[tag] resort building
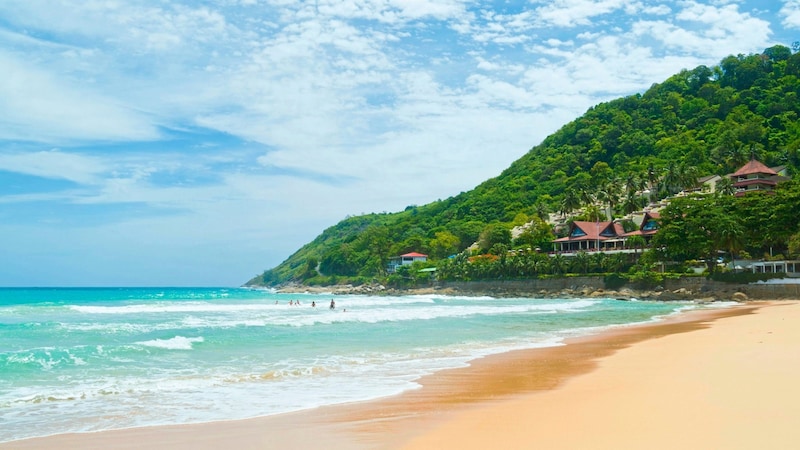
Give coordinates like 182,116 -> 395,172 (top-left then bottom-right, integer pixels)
688,175 -> 722,194
750,260 -> 800,277
730,158 -> 788,196
623,211 -> 660,244
387,252 -> 428,273
552,221 -> 626,254
551,211 -> 661,256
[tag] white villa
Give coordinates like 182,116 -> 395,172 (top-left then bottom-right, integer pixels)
387,252 -> 428,273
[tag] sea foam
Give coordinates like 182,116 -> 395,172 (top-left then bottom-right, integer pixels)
135,336 -> 204,350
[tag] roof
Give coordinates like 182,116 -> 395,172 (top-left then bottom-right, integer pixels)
697,174 -> 721,183
732,159 -> 777,177
554,221 -> 624,242
400,252 -> 427,258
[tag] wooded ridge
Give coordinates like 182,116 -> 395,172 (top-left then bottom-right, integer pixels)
247,44 -> 800,288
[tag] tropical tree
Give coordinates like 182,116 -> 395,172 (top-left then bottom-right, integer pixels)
715,217 -> 745,271
626,234 -> 647,263
572,251 -> 590,274
715,176 -> 736,196
788,231 -> 800,258
478,224 -> 512,253
551,253 -> 566,275
429,231 -> 460,259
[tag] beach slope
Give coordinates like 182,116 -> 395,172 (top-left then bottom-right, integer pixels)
400,301 -> 800,449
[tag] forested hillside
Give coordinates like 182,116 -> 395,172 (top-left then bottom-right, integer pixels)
248,44 -> 800,287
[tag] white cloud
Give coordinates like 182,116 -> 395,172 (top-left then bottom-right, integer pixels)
781,0 -> 800,28
0,0 -> 793,285
533,0 -> 631,28
0,150 -> 107,185
0,52 -> 160,143
632,1 -> 772,58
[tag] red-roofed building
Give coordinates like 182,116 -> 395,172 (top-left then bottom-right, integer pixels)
622,211 -> 660,243
730,158 -> 782,196
387,252 -> 428,273
552,221 -> 626,253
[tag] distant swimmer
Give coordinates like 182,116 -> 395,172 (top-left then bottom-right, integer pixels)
312,301 -> 316,307
289,300 -> 293,306
330,299 -> 335,310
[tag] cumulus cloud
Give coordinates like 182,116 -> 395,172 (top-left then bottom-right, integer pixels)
781,0 -> 800,28
533,0 -> 630,27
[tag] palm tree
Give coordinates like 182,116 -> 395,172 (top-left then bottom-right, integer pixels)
598,180 -> 621,220
622,192 -> 643,215
715,176 -> 735,196
551,254 -> 566,275
716,219 -> 745,271
678,164 -> 700,193
626,234 -> 647,264
534,257 -> 551,275
560,189 -> 581,217
573,251 -> 590,274
662,162 -> 682,195
624,173 -> 644,199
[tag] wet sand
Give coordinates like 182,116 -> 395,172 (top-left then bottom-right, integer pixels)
7,302 -> 797,449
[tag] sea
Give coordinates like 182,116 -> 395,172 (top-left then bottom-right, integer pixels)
0,287 -> 730,443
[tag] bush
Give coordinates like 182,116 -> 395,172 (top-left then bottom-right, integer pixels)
708,271 -> 783,284
627,270 -> 665,289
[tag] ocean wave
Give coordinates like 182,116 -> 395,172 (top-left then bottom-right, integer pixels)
135,336 -> 204,350
55,299 -> 603,331
69,302 -> 278,315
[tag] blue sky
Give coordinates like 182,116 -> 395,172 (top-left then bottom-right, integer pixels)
0,0 -> 797,287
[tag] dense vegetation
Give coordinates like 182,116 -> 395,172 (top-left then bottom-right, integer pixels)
248,44 -> 800,287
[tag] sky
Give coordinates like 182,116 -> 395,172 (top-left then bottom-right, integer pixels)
0,0 -> 797,287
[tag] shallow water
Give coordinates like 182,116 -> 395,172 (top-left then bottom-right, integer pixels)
0,287 -> 719,443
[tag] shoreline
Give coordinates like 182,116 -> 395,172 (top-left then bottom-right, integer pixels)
398,299 -> 800,449
2,301 -> 770,449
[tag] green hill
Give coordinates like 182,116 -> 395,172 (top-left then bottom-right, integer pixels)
247,44 -> 800,287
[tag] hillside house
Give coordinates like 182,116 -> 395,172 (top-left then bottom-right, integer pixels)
730,158 -> 790,196
623,211 -> 660,244
552,221 -> 626,254
387,252 -> 428,273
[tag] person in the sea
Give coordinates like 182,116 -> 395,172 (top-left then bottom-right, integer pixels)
330,299 -> 335,310
289,300 -> 293,306
311,301 -> 316,307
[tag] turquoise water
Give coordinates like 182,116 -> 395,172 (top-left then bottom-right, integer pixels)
0,287 -> 722,443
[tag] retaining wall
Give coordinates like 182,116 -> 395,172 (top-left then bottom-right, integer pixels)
435,277 -> 800,300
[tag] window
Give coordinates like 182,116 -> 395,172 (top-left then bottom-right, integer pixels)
571,228 -> 586,238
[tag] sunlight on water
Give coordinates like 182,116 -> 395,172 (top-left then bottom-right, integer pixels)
0,287 -> 708,443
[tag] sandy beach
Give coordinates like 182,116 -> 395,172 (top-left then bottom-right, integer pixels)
6,301 -> 799,449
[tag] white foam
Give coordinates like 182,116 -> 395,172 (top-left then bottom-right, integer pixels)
70,302 -> 278,315
135,336 -> 204,350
